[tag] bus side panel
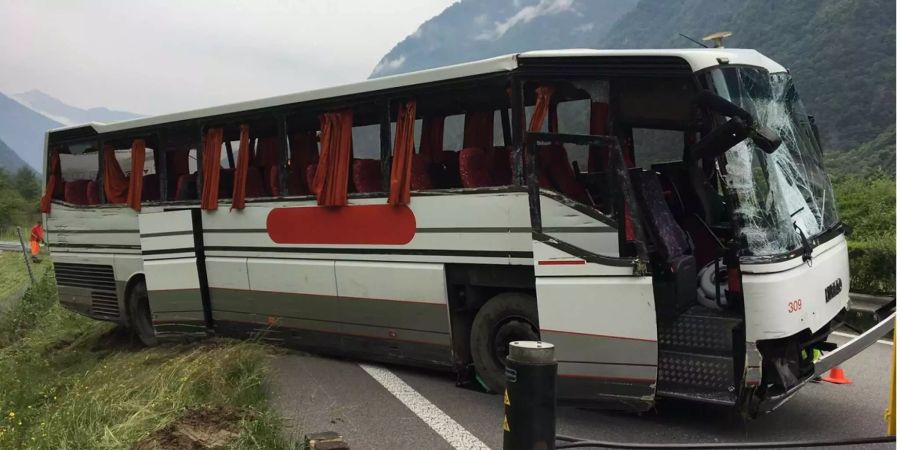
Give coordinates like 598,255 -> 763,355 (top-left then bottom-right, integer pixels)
47,205 -> 140,324
334,261 -> 452,365
138,210 -> 207,336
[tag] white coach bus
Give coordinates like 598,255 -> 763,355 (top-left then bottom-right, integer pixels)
41,49 -> 893,415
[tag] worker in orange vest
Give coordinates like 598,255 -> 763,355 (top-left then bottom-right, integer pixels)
30,221 -> 45,262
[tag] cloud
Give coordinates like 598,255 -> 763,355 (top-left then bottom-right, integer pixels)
0,0 -> 456,115
372,55 -> 407,76
477,0 -> 574,41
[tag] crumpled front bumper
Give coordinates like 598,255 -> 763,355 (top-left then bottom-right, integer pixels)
758,310 -> 895,413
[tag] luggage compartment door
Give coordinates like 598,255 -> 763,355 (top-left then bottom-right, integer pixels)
138,209 -> 209,338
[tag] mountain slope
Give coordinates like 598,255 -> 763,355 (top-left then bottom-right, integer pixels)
0,92 -> 62,171
370,0 -> 638,78
370,0 -> 894,155
0,138 -> 29,172
596,0 -> 895,151
13,89 -> 142,126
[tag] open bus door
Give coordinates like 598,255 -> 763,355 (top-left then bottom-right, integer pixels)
526,132 -> 659,411
138,209 -> 211,339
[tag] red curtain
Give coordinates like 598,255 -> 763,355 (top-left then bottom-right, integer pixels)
102,144 -> 129,204
39,150 -> 61,213
419,116 -> 444,162
389,100 -> 416,206
463,110 -> 493,149
312,110 -> 353,206
201,128 -> 224,210
231,124 -> 251,210
126,139 -> 145,211
528,86 -> 555,132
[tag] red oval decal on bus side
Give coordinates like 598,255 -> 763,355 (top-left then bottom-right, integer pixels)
266,204 -> 416,245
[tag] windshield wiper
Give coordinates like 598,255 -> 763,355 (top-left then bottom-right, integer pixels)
793,222 -> 813,265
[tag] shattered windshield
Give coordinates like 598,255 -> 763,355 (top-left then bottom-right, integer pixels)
707,67 -> 839,257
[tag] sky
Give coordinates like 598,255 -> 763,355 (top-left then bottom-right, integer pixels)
0,0 -> 457,116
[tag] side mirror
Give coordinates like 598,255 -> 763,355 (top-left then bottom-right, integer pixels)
690,91 -> 783,160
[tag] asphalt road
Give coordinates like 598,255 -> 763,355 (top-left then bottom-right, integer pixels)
0,241 -> 21,252
270,333 -> 894,449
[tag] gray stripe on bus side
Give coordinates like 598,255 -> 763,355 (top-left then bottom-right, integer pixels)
541,330 -> 657,367
208,288 -> 450,339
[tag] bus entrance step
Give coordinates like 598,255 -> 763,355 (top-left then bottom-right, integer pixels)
658,305 -> 742,356
657,351 -> 737,406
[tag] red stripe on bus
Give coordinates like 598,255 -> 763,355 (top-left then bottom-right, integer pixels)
267,204 -> 416,245
537,259 -> 586,265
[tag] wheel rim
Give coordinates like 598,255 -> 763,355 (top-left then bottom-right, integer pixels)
491,318 -> 539,369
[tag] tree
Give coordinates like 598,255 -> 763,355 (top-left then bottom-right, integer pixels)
12,167 -> 40,200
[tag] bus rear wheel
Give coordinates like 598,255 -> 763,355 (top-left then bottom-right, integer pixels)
127,279 -> 158,346
470,292 -> 539,393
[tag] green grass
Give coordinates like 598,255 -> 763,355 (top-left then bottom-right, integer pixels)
0,252 -> 50,304
0,274 -> 291,449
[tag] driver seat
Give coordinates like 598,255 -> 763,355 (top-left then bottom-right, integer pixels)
631,169 -> 697,319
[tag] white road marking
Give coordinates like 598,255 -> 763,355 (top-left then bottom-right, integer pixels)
831,331 -> 892,345
359,363 -> 490,450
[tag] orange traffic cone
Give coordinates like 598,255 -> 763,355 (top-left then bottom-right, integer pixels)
821,366 -> 852,384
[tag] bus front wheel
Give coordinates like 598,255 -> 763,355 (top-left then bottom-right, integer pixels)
127,279 -> 158,347
470,292 -> 539,393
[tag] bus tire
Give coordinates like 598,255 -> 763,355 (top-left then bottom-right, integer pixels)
127,279 -> 158,347
470,292 -> 539,393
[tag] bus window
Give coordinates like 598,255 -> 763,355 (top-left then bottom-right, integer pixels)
632,128 -> 683,169
351,124 -> 383,194
59,144 -> 99,205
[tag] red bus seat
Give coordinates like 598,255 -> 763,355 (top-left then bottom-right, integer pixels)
352,159 -> 382,193
86,180 -> 100,205
175,173 -> 198,201
459,147 -> 494,188
64,179 -> 90,205
411,154 -> 432,191
538,145 -> 589,204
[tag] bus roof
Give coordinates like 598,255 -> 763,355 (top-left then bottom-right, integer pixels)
50,48 -> 785,137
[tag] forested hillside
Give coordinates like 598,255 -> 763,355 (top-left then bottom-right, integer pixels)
0,138 -> 28,172
372,0 -> 895,158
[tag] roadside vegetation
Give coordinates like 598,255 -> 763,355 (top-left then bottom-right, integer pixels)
0,167 -> 41,241
832,174 -> 896,295
0,273 -> 290,449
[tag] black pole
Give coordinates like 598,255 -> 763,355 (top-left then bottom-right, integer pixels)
503,341 -> 557,450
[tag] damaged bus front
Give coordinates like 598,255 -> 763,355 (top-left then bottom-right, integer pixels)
697,65 -> 894,413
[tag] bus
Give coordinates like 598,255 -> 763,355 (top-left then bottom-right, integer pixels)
41,49 -> 894,416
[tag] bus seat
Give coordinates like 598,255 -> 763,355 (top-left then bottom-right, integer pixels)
353,159 -> 382,193
245,166 -> 266,198
86,180 -> 100,205
538,145 -> 589,204
459,147 -> 494,188
175,173 -> 198,201
64,179 -> 90,205
54,179 -> 66,199
411,154 -> 432,191
632,170 -> 696,317
492,146 -> 512,185
268,165 -> 309,197
142,174 -> 161,202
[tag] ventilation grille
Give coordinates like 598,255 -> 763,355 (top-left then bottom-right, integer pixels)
54,262 -> 119,318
